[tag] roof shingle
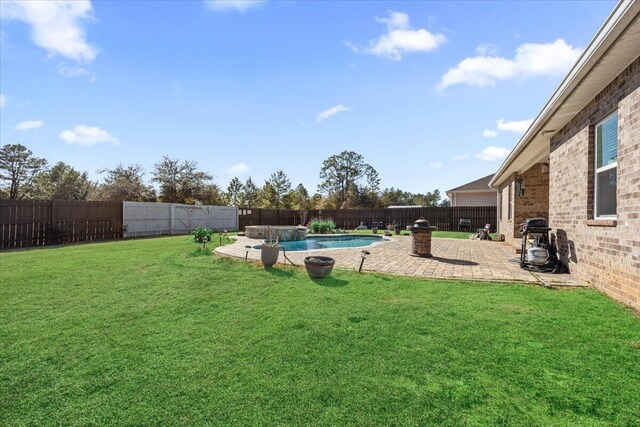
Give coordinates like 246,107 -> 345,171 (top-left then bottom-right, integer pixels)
447,174 -> 495,193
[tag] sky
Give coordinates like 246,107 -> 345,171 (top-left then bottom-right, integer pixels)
0,0 -> 617,196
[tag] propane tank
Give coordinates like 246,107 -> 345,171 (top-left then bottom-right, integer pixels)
527,247 -> 549,265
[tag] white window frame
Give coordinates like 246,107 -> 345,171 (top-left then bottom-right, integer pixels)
594,111 -> 618,219
507,183 -> 512,220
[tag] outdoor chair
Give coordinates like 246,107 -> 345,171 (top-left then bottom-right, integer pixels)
458,218 -> 472,231
473,224 -> 492,241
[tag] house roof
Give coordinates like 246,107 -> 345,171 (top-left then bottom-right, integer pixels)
490,0 -> 640,188
447,174 -> 496,195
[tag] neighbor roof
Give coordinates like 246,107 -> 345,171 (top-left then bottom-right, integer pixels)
447,174 -> 495,194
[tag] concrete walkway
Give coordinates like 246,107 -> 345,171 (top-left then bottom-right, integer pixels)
215,235 -> 586,287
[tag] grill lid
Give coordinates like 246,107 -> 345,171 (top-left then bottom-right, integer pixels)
522,218 -> 548,228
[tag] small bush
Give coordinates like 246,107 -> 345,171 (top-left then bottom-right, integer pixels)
310,218 -> 336,234
310,219 -> 322,234
46,226 -> 69,246
323,219 -> 336,233
191,227 -> 214,249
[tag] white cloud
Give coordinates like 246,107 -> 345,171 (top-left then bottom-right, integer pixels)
475,43 -> 497,55
59,125 -> 119,146
346,11 -> 446,61
438,39 -> 581,89
1,0 -> 97,63
316,105 -> 350,122
497,118 -> 533,134
429,161 -> 443,169
225,162 -> 251,174
57,64 -> 89,77
15,120 -> 43,131
453,153 -> 470,160
482,129 -> 498,138
475,146 -> 510,161
0,94 -> 6,108
205,0 -> 265,12
56,63 -> 94,80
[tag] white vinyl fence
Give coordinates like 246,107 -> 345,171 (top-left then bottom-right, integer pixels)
123,202 -> 238,238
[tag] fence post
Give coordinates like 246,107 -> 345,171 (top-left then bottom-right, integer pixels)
170,204 -> 175,235
235,207 -> 239,231
449,207 -> 454,231
49,200 -> 56,244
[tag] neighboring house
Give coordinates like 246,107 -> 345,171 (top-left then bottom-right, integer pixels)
489,0 -> 640,310
446,174 -> 497,207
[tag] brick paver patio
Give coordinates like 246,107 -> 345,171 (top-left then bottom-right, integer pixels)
216,235 -> 585,287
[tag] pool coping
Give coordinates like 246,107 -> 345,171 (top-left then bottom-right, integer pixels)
247,233 -> 392,252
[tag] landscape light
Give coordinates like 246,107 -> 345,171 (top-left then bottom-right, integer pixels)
245,245 -> 251,261
359,250 -> 371,273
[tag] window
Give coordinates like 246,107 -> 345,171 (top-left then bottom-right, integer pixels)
507,183 -> 512,220
595,112 -> 618,218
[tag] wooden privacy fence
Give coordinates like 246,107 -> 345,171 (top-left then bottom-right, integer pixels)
1,200 -> 123,249
239,206 -> 497,232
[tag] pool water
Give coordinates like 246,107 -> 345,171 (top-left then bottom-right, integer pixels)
253,235 -> 386,251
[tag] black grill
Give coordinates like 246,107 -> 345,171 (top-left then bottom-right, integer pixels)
520,217 -> 550,234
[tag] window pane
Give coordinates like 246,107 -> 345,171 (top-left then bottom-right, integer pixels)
596,168 -> 617,216
597,114 -> 618,168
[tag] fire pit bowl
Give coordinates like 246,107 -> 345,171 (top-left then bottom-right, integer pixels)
304,256 -> 336,278
410,217 -> 438,258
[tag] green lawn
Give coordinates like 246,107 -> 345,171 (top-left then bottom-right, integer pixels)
1,237 -> 638,426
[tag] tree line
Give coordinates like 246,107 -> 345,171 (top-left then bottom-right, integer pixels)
0,144 -> 448,208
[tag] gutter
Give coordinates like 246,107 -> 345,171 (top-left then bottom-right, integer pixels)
489,0 -> 637,189
447,189 -> 498,195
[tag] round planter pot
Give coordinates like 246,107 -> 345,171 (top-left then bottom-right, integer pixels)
372,227 -> 378,234
261,245 -> 280,267
304,256 -> 335,278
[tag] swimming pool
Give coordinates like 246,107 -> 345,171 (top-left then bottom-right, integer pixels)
253,235 -> 387,252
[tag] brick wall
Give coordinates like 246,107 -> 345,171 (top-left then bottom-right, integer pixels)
497,163 -> 550,246
549,57 -> 640,311
498,176 -> 515,245
513,163 -> 550,237
451,192 -> 497,207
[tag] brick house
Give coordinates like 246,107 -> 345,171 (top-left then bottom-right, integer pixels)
446,174 -> 497,207
490,1 -> 640,310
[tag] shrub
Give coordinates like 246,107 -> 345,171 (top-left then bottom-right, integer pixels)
46,226 -> 68,246
310,218 -> 336,234
323,219 -> 336,233
310,219 -> 322,234
191,227 -> 214,249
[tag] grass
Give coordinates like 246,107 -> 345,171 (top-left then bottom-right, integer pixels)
1,236 -> 639,426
